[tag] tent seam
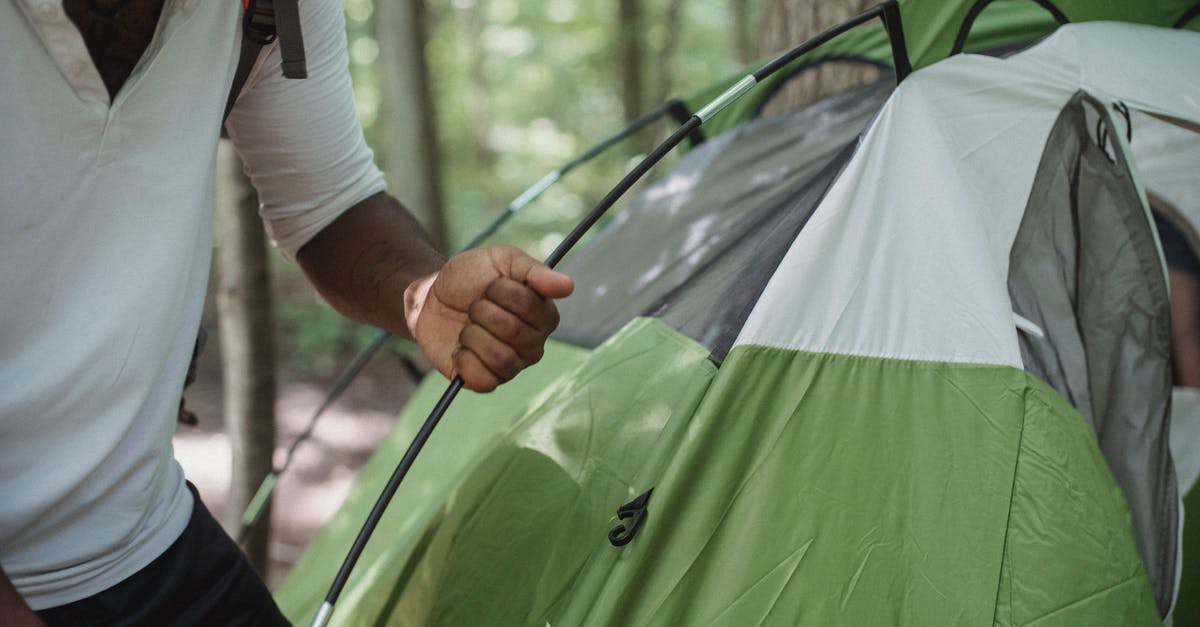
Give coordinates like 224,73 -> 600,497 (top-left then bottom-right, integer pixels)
991,384 -> 1028,626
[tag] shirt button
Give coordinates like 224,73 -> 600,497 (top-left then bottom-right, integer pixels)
36,2 -> 59,20
68,60 -> 88,77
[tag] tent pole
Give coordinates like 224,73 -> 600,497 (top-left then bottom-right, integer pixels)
311,4 -> 902,624
881,1 -> 912,81
235,98 -> 693,540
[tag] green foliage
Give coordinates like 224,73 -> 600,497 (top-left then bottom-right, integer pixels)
354,0 -> 751,256
274,0 -> 755,376
270,257 -> 381,378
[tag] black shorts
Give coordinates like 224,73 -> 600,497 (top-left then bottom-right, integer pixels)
36,482 -> 291,627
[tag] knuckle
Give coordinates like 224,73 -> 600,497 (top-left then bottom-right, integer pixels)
504,354 -> 524,378
522,345 -> 545,366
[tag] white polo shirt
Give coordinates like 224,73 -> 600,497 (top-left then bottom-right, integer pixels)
0,0 -> 385,609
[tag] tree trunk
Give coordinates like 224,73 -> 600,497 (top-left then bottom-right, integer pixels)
461,0 -> 496,168
617,0 -> 645,125
756,0 -> 880,115
731,0 -> 755,65
651,0 -> 686,108
215,140 -> 277,574
376,0 -> 449,250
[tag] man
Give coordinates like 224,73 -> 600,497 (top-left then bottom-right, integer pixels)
0,0 -> 573,624
1155,211 -> 1200,388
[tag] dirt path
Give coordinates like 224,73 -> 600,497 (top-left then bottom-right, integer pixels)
171,343 -> 418,589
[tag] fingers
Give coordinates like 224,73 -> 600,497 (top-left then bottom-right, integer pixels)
453,326 -> 529,394
482,278 -> 560,333
423,246 -> 573,392
454,277 -> 560,392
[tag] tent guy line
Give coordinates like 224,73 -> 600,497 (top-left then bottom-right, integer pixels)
308,3 -> 912,626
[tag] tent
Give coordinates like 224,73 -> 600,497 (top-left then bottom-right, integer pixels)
276,2 -> 1200,624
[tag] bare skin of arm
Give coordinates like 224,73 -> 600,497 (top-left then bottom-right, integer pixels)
297,192 -> 573,393
1,567 -> 44,627
8,198 -> 553,617
1169,267 -> 1200,388
58,1 -> 573,391
5,0 -> 565,618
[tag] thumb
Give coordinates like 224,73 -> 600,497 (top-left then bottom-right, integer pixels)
495,247 -> 574,299
525,264 -> 574,299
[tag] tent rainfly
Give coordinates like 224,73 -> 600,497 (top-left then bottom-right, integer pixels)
277,2 -> 1200,625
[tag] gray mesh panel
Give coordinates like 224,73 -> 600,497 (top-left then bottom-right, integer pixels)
555,80 -> 892,359
1008,92 -> 1176,616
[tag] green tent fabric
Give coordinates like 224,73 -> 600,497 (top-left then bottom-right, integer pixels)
556,347 -> 1153,625
273,338 -> 590,620
277,318 -> 719,623
899,0 -> 1197,70
692,0 -> 1199,138
276,3 -> 1200,625
694,2 -> 1058,137
279,319 -> 1156,625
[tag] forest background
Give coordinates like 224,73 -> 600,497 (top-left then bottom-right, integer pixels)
179,0 -> 869,586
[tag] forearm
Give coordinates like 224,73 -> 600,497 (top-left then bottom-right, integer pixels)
296,191 -> 447,340
0,566 -> 43,627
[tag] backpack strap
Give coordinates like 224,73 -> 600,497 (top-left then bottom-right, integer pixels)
272,0 -> 308,79
223,0 -> 307,126
224,35 -> 265,125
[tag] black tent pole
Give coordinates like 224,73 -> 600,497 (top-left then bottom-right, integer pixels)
310,4 -> 906,625
235,99 -> 697,542
310,116 -> 704,627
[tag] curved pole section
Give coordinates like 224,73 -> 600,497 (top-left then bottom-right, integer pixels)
312,4 -> 900,624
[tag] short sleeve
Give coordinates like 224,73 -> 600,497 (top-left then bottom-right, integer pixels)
224,0 -> 387,261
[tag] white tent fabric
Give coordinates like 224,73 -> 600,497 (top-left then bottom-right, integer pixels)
1134,110 -> 1200,242
734,22 -> 1200,364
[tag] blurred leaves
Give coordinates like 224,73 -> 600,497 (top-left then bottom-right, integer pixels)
351,0 -> 752,257
274,0 -> 757,375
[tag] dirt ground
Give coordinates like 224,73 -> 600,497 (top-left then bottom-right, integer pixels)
171,335 -> 420,590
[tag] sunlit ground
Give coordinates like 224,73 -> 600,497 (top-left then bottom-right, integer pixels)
172,347 -> 415,588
